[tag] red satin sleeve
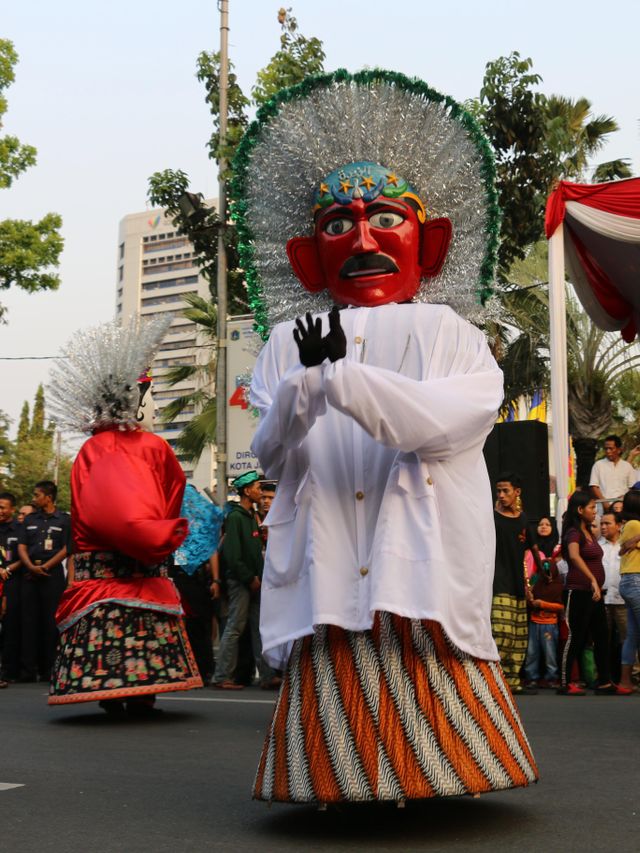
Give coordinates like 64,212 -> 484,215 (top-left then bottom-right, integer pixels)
71,429 -> 188,563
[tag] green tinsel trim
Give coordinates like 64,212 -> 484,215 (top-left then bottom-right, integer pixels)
230,68 -> 501,339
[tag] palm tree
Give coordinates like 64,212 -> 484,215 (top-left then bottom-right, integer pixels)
592,159 -> 633,182
496,257 -> 640,485
158,293 -> 217,463
545,95 -> 631,182
563,295 -> 640,485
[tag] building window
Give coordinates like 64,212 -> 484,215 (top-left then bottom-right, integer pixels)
153,387 -> 196,401
119,242 -> 125,259
158,338 -> 197,352
146,309 -> 191,322
143,237 -> 189,254
166,321 -> 197,335
159,421 -> 190,432
141,275 -> 199,292
140,291 -> 198,308
153,355 -> 195,367
119,266 -> 123,281
142,260 -> 194,277
158,405 -> 195,417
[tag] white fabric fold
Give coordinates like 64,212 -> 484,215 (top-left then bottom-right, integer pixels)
565,201 -> 640,243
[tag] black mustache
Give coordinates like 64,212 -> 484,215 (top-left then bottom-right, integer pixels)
339,253 -> 399,278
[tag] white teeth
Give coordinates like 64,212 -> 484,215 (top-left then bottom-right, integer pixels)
347,269 -> 388,277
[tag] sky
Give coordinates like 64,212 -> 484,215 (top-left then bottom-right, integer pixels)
2,0 -> 639,438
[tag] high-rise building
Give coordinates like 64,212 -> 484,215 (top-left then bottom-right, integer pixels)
116,203 -> 217,491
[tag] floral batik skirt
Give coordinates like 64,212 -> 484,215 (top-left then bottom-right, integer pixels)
48,551 -> 202,705
254,613 -> 538,804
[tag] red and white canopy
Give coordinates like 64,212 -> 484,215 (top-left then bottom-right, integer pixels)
545,177 -> 640,517
545,178 -> 640,341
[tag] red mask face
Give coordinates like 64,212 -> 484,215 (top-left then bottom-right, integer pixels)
287,198 -> 451,307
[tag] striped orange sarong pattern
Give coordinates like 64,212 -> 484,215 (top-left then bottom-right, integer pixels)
254,613 -> 538,803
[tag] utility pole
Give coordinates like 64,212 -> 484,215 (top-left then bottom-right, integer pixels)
53,430 -> 62,485
216,0 -> 229,503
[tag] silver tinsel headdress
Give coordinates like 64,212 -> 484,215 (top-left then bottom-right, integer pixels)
47,316 -> 171,434
231,69 -> 501,339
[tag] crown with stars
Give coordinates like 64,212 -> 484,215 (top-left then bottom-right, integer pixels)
312,161 -> 426,223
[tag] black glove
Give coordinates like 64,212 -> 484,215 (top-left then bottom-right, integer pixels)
293,312 -> 325,367
323,305 -> 347,363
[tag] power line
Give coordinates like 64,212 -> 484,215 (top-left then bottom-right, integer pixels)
0,343 -> 217,361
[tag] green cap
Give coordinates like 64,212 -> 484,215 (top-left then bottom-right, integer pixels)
231,470 -> 260,491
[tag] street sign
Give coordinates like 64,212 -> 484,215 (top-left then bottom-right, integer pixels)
226,316 -> 262,478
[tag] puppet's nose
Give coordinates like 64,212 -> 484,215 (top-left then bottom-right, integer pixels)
352,219 -> 380,253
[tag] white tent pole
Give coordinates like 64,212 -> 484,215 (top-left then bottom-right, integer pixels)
549,224 -> 569,524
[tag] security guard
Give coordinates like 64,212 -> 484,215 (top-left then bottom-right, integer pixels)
0,491 -> 23,685
17,480 -> 70,682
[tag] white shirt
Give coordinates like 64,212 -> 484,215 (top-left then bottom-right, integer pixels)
250,304 -> 503,669
599,537 -> 624,605
589,457 -> 637,502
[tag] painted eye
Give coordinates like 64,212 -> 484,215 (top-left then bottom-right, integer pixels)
369,211 -> 404,229
324,218 -> 354,235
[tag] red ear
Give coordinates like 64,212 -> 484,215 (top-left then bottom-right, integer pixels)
420,217 -> 452,278
286,236 -> 325,293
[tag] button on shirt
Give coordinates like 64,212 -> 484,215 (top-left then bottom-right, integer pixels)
589,457 -> 637,502
18,509 -> 71,563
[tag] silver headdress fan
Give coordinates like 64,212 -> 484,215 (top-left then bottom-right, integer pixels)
231,68 -> 502,340
47,315 -> 171,434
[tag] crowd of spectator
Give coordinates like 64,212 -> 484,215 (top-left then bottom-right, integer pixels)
5,433 -> 640,700
0,481 -> 70,687
492,434 -> 640,696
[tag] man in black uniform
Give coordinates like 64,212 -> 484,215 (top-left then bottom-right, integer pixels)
0,492 -> 23,687
17,480 -> 70,682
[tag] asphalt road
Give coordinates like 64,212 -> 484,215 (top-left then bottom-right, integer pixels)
2,684 -> 640,852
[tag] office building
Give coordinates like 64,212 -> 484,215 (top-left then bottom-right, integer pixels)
116,203 -> 217,491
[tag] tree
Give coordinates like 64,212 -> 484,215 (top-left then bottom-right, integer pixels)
4,386 -> 72,510
611,369 -> 640,450
497,271 -> 640,485
30,383 -> 50,438
16,400 -> 29,444
158,293 -> 218,463
252,7 -> 325,106
148,7 -> 325,313
0,408 -> 12,476
592,159 -> 633,183
0,39 -> 64,322
148,6 -> 325,462
475,53 -> 555,276
475,52 -> 631,278
545,94 -> 632,182
477,52 -> 636,483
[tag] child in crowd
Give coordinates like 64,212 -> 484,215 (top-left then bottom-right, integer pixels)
523,558 -> 564,689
